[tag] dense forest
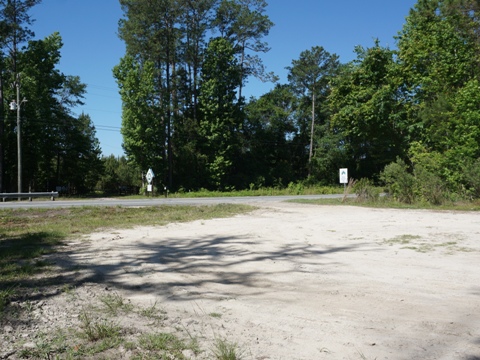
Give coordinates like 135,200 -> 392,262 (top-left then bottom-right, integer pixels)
1,0 -> 480,201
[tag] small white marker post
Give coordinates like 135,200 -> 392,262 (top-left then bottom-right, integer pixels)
339,168 -> 348,191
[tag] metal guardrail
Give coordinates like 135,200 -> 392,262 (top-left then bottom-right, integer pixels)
1,192 -> 59,202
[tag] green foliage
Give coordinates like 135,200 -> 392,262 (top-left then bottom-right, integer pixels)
79,311 -> 122,342
214,0 -> 275,95
113,56 -> 165,177
139,333 -> 186,353
287,46 -> 340,176
212,338 -> 244,360
397,0 -> 480,101
329,42 -> 408,178
243,84 -> 297,186
0,16 -> 101,194
198,37 -> 243,190
381,158 -> 416,204
100,293 -> 133,316
408,142 -> 447,204
353,178 -> 380,202
98,155 -> 141,194
464,158 -> 480,198
390,0 -> 480,197
381,146 -> 450,205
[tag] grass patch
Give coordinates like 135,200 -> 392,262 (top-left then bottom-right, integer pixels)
384,235 -> 469,253
138,301 -> 167,321
161,185 -> 342,198
138,332 -> 190,358
289,196 -> 480,211
212,338 -> 244,360
79,310 -> 122,342
385,234 -> 422,245
100,292 -> 134,315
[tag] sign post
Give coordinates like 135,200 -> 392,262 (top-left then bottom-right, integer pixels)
146,168 -> 154,194
339,168 -> 348,191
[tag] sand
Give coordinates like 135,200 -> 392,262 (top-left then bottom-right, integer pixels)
50,201 -> 478,359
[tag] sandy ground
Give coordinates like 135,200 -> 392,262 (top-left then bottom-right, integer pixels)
55,202 -> 480,359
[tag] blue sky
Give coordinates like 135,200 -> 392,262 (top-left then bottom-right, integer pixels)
30,0 -> 418,157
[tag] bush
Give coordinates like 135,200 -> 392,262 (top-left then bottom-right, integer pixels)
464,158 -> 480,199
354,178 -> 380,202
381,158 -> 416,204
414,165 -> 445,205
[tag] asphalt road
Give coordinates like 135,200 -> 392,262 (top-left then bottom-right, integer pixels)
0,194 -> 346,209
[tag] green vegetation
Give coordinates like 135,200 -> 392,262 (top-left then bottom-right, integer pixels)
3,0 -> 480,201
212,338 -> 245,360
15,293 -> 202,359
290,194 -> 480,211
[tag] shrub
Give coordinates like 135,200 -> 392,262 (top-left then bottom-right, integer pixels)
464,158 -> 480,199
414,165 -> 445,205
354,178 -> 380,202
381,158 -> 416,204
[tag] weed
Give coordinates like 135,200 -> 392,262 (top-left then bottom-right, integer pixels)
138,301 -> 166,321
24,300 -> 34,313
18,331 -> 69,359
79,310 -> 122,342
212,338 -> 244,360
209,312 -> 222,318
139,332 -> 188,358
62,284 -> 76,294
100,292 -> 133,315
0,286 -> 16,315
342,178 -> 357,203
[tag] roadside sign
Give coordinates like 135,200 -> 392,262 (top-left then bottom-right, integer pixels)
146,168 -> 154,184
339,168 -> 348,184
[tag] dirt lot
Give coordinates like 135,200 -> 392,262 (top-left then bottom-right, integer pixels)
3,201 -> 480,359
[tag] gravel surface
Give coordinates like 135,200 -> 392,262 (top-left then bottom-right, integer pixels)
1,202 -> 480,359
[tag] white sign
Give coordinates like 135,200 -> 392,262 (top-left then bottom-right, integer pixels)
146,168 -> 154,184
339,168 -> 348,184
147,184 -> 153,192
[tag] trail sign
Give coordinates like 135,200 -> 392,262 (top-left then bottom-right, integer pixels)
146,168 -> 154,184
339,168 -> 348,184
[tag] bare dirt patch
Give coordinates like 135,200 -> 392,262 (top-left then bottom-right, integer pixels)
2,202 -> 480,359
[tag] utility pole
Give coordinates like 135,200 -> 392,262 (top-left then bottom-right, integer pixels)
10,74 -> 27,199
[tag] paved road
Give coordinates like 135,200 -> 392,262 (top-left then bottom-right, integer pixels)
0,194 -> 346,209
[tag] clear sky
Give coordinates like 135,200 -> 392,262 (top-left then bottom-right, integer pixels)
29,0 -> 418,157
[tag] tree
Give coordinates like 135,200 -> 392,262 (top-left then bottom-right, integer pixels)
182,0 -> 216,122
113,56 -> 164,177
214,0 -> 275,99
329,42 -> 408,179
116,0 -> 277,190
243,84 -> 297,186
395,0 -> 480,190
286,46 -> 339,176
0,0 -> 41,192
54,113 -> 102,194
118,0 -> 185,189
397,0 -> 480,103
198,37 -> 243,189
99,155 -> 141,194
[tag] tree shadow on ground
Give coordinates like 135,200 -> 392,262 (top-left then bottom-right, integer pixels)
58,232 -> 367,301
0,228 -> 370,329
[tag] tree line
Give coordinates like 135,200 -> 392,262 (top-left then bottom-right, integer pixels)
0,0 -> 102,194
1,0 -> 480,200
